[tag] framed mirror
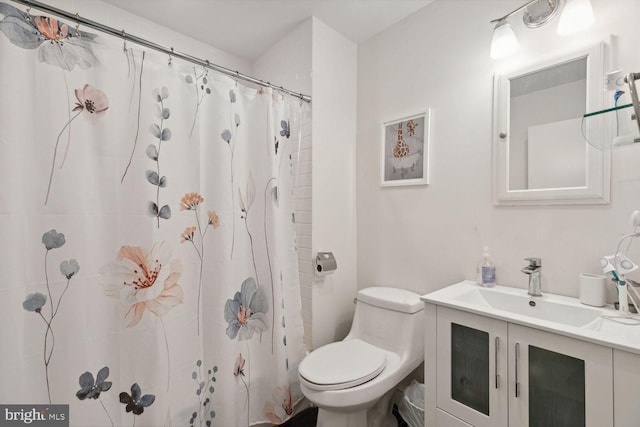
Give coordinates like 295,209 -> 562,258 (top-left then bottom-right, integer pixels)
492,43 -> 610,205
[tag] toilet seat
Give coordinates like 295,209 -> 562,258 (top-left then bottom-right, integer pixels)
298,339 -> 387,391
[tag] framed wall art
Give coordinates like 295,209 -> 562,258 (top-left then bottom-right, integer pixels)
380,109 -> 431,187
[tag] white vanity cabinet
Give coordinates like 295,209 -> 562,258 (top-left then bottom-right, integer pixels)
613,349 -> 640,427
507,324 -> 612,427
427,304 -> 614,427
435,306 -> 508,427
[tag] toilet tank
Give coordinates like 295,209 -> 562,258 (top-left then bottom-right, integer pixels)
346,287 -> 424,359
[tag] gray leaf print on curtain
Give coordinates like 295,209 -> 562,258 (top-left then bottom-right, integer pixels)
185,68 -> 211,138
148,87 -> 172,227
189,360 -> 218,426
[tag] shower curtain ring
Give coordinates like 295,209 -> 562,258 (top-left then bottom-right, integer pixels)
75,13 -> 81,38
168,47 -> 174,66
25,6 -> 31,22
122,30 -> 127,52
235,71 -> 240,87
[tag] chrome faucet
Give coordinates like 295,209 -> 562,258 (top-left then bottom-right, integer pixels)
521,258 -> 542,297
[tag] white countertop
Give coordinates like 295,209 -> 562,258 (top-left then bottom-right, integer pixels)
421,280 -> 640,355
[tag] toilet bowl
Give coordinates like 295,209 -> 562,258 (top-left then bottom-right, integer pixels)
298,287 -> 424,427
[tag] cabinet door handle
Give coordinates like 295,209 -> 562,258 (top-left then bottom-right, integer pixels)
514,342 -> 520,398
495,337 -> 500,389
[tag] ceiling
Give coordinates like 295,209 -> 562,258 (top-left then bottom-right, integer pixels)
99,0 -> 435,61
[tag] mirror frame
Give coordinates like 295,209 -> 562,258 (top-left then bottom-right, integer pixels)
492,43 -> 611,206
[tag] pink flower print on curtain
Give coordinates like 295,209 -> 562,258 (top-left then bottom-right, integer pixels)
233,353 -> 249,423
179,192 -> 204,211
100,242 -> 183,328
45,84 -> 109,205
74,84 -> 109,114
0,2 -> 99,71
263,386 -> 294,424
179,192 -> 221,336
100,242 -> 183,393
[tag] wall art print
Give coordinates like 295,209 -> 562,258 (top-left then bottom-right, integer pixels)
381,109 -> 431,187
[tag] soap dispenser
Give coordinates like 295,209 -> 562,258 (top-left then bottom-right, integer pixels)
477,246 -> 496,287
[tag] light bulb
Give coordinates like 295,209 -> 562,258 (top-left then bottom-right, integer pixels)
557,0 -> 594,35
490,20 -> 519,59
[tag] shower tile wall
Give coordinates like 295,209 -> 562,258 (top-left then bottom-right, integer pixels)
294,114 -> 313,350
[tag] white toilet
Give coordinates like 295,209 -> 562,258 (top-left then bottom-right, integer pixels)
298,287 -> 425,427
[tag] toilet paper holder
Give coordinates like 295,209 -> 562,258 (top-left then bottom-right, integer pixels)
315,252 -> 337,276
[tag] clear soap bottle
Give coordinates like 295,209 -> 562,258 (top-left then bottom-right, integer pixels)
477,246 -> 496,287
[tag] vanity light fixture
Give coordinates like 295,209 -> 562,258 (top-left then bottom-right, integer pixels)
490,19 -> 519,60
557,0 -> 595,35
489,0 -> 595,59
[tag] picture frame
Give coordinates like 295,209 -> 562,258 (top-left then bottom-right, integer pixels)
380,109 -> 430,187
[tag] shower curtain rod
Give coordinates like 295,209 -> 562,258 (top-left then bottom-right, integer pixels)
9,0 -> 312,103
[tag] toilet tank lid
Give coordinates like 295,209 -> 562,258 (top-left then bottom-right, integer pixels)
357,287 -> 424,314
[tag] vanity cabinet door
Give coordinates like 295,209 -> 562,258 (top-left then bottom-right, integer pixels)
435,306 -> 508,427
613,349 -> 640,427
508,324 -> 613,427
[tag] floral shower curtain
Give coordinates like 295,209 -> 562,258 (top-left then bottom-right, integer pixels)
0,3 -> 308,426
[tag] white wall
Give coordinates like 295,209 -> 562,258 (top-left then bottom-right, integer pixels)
357,0 -> 640,299
311,18 -> 358,349
253,19 -> 313,96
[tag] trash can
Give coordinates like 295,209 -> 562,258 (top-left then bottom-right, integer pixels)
398,380 -> 425,427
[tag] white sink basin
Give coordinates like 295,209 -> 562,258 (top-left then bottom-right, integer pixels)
430,286 -> 602,327
453,287 -> 603,327
422,281 -> 640,356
